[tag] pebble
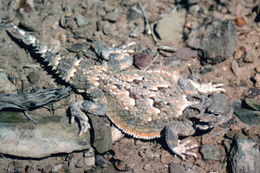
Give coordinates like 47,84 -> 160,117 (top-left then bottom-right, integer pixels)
51,164 -> 64,173
75,14 -> 90,27
228,138 -> 260,173
169,163 -> 185,173
0,72 -> 16,94
143,163 -> 152,171
233,100 -> 260,126
111,126 -> 124,142
243,88 -> 260,111
67,43 -> 86,53
129,24 -> 143,38
155,10 -> 186,43
133,52 -> 152,69
231,60 -> 240,76
102,21 -> 115,35
235,16 -> 246,27
83,156 -> 95,168
27,70 -> 43,85
188,18 -> 237,64
187,0 -> 198,5
127,7 -> 142,21
200,144 -> 224,161
103,9 -> 121,22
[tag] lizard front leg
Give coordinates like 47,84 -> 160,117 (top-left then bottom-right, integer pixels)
178,77 -> 225,94
70,88 -> 107,136
165,121 -> 198,160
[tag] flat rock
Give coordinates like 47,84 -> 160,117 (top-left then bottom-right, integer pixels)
233,101 -> 260,126
200,144 -> 225,161
75,14 -> 90,27
89,114 -> 112,153
156,10 -> 186,43
0,112 -> 91,158
228,138 -> 260,173
0,72 -> 16,94
188,17 -> 237,64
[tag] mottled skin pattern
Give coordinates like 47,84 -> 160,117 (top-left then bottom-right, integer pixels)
7,24 -> 233,159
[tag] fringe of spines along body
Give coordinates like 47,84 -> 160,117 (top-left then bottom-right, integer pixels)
8,24 -> 83,83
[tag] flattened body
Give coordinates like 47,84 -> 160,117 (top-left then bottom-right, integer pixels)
94,69 -> 192,139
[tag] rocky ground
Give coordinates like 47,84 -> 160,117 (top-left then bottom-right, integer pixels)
0,0 -> 259,172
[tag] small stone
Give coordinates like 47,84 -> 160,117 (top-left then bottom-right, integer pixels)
67,43 -> 86,53
90,115 -> 112,153
156,10 -> 186,43
27,70 -> 42,84
169,163 -> 185,173
129,24 -> 143,38
143,163 -> 152,171
228,139 -> 260,173
51,164 -> 64,173
83,154 -> 95,167
231,60 -> 240,76
243,88 -> 260,111
233,101 -> 260,126
133,53 -> 152,69
58,33 -> 67,43
0,72 -> 16,94
187,0 -> 198,5
188,18 -> 237,64
243,53 -> 255,63
95,154 -> 108,168
75,14 -> 89,27
102,22 -> 115,35
111,126 -> 124,142
200,144 -> 224,161
235,16 -> 246,27
127,7 -> 142,21
103,9 -> 121,22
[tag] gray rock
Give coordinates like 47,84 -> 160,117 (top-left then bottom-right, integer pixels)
103,9 -> 121,22
0,72 -> 16,94
27,70 -> 43,85
243,88 -> 260,111
200,144 -> 224,161
75,14 -> 90,27
187,0 -> 198,5
169,163 -> 185,173
0,113 -> 91,158
155,10 -> 186,43
89,115 -> 112,153
228,139 -> 260,173
127,7 -> 142,21
67,43 -> 87,53
188,17 -> 237,64
102,22 -> 115,35
233,101 -> 260,126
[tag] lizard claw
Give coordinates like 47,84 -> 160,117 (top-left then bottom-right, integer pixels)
170,139 -> 199,160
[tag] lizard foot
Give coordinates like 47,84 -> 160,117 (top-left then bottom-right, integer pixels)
70,101 -> 91,136
170,139 -> 199,160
